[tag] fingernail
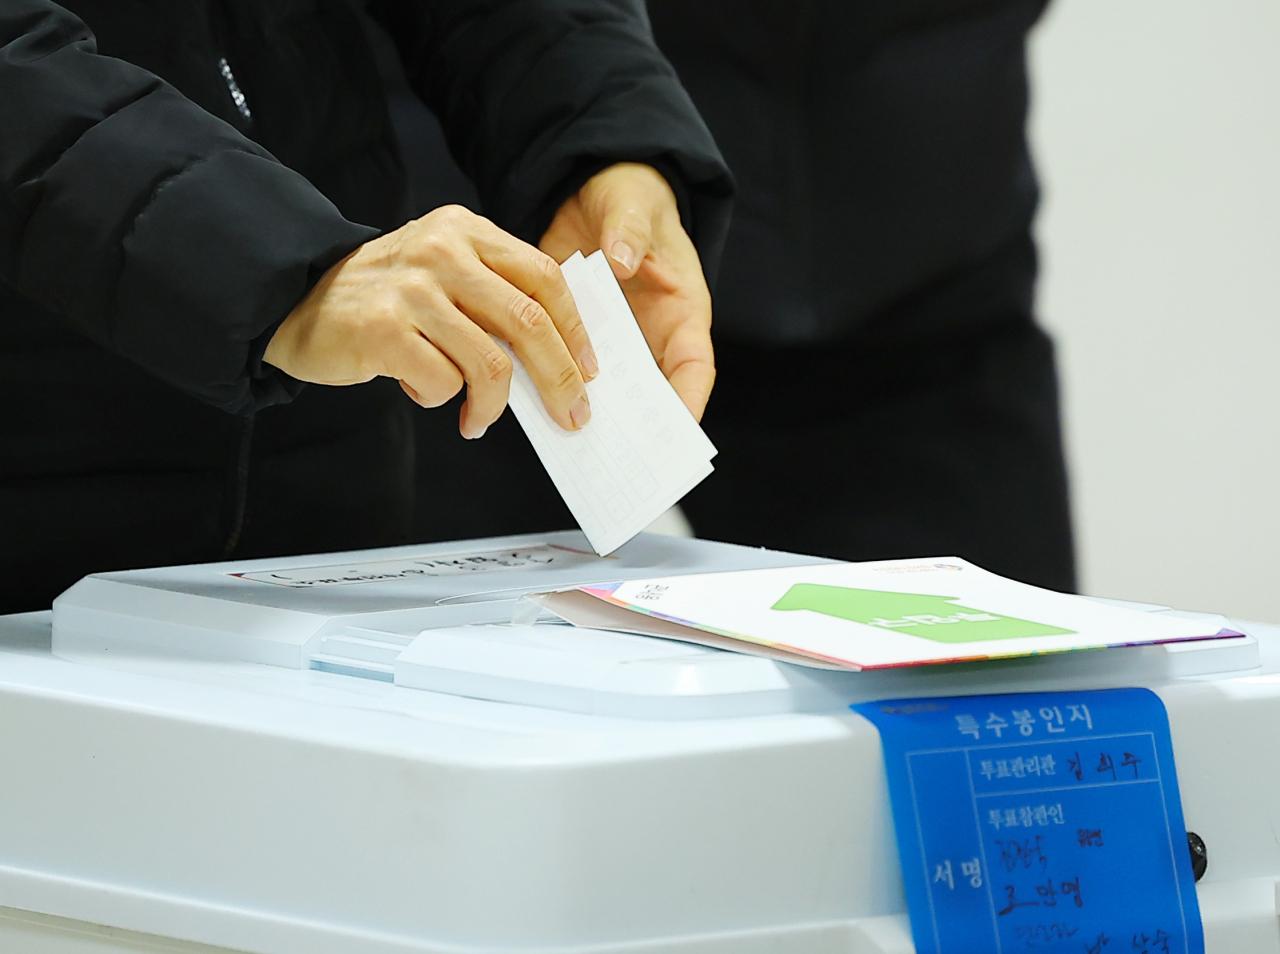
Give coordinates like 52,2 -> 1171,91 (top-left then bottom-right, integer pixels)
580,345 -> 599,380
466,424 -> 488,440
609,241 -> 639,273
570,395 -> 591,429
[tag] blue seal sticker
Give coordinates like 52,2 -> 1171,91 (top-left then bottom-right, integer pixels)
853,688 -> 1203,954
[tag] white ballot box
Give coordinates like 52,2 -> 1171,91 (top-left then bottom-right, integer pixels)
1,532 -> 1279,953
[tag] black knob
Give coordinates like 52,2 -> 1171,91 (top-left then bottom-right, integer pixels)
1187,831 -> 1208,882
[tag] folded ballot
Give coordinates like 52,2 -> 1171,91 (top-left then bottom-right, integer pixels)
502,251 -> 716,555
530,557 -> 1237,670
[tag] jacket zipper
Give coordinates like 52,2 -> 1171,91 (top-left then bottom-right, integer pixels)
212,0 -> 253,129
217,56 -> 253,124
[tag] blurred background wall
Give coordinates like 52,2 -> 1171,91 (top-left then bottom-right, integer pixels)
1029,0 -> 1280,620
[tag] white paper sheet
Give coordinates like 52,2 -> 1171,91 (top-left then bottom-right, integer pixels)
502,251 -> 716,555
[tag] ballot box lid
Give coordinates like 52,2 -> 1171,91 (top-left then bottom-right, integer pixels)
49,531 -> 1262,719
50,531 -> 830,672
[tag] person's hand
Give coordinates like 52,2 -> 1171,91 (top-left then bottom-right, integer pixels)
540,162 -> 714,420
264,205 -> 598,439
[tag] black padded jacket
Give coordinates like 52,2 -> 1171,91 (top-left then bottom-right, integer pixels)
0,0 -> 730,610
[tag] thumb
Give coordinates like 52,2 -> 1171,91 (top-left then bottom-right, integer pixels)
599,196 -> 654,282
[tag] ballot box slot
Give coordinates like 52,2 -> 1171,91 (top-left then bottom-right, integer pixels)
309,654 -> 395,682
309,627 -> 416,683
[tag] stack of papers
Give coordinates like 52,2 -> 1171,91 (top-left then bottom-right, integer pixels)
503,250 -> 716,555
530,558 -> 1238,670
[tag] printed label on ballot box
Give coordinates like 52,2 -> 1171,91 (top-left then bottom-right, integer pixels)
853,688 -> 1203,954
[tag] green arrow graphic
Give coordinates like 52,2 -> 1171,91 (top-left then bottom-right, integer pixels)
771,584 -> 1074,643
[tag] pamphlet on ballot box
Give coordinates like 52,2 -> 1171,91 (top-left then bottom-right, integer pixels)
529,557 -> 1235,670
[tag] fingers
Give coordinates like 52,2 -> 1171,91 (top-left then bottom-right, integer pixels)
407,294 -> 515,439
439,254 -> 591,432
380,331 -> 465,410
659,322 -> 716,421
272,205 -> 610,437
591,163 -> 673,282
468,216 -> 598,383
667,361 -> 715,422
599,193 -> 655,283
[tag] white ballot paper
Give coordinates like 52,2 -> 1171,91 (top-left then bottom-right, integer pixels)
502,251 -> 716,555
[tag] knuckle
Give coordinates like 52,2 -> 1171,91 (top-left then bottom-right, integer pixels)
400,276 -> 440,309
434,204 -> 472,226
477,347 -> 511,387
508,296 -> 549,337
415,231 -> 455,263
418,369 -> 464,409
423,204 -> 475,236
415,389 -> 451,410
531,252 -> 561,287
551,361 -> 579,396
350,308 -> 397,351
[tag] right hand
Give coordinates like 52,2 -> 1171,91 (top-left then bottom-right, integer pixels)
263,205 -> 598,439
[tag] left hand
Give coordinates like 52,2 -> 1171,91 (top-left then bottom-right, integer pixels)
540,162 -> 715,420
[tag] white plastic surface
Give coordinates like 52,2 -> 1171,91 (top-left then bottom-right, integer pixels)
393,622 -> 808,719
50,531 -> 828,670
1,607 -> 1279,952
3,537 -> 1278,953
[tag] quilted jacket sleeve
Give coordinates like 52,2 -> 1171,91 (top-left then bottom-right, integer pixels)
366,0 -> 733,281
0,1 -> 377,413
